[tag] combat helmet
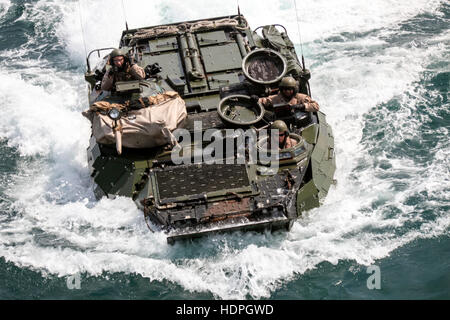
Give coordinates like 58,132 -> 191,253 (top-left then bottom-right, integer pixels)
110,48 -> 122,58
279,76 -> 297,92
271,120 -> 290,136
109,48 -> 130,64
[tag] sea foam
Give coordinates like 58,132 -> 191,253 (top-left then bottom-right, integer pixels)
0,0 -> 448,299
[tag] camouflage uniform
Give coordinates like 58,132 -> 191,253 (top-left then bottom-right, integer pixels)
101,63 -> 146,91
259,92 -> 320,112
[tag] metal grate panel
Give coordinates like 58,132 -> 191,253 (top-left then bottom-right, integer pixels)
156,164 -> 250,200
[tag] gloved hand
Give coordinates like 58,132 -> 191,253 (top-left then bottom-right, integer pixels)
250,94 -> 259,102
104,64 -> 112,74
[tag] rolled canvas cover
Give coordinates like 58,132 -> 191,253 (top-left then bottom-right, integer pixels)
84,91 -> 187,149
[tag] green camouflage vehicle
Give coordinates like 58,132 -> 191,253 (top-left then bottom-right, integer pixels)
83,13 -> 336,244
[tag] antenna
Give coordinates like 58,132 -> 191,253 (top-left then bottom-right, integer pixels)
121,0 -> 129,31
78,0 -> 89,72
293,0 -> 305,70
237,3 -> 242,25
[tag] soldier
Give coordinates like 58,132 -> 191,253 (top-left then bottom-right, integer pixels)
270,120 -> 297,150
256,76 -> 319,112
101,48 -> 146,91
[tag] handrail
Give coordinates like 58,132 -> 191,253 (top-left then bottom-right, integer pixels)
86,47 -> 115,73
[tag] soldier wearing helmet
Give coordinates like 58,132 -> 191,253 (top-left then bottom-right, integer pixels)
270,120 -> 298,150
101,48 -> 146,91
258,76 -> 319,112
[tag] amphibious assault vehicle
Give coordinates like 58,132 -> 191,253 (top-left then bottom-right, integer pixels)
83,13 -> 336,244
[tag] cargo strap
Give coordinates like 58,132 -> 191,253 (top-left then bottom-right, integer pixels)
130,17 -> 248,43
89,91 -> 180,114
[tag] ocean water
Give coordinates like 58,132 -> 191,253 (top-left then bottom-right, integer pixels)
0,0 -> 448,300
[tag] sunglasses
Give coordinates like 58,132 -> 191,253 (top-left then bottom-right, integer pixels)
278,133 -> 286,137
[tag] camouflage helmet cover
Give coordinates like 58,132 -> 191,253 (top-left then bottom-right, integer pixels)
110,48 -> 124,59
110,48 -> 131,61
109,48 -> 130,65
271,120 -> 289,134
279,76 -> 297,89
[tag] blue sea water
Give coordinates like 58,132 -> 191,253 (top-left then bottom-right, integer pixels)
0,0 -> 448,300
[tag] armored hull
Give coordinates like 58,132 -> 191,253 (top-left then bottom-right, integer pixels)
83,14 -> 336,244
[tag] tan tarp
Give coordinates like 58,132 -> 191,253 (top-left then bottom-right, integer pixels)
82,91 -> 187,152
